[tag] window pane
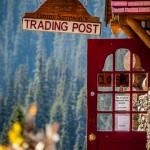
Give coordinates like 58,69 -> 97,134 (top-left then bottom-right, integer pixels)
116,49 -> 129,71
132,54 -> 144,71
115,114 -> 130,131
102,54 -> 113,71
115,73 -> 130,91
97,94 -> 112,111
97,114 -> 112,131
132,93 -> 148,111
132,114 -> 147,131
133,73 -> 148,91
115,94 -> 130,111
97,72 -> 113,91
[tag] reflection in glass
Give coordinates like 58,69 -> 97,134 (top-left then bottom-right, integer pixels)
132,114 -> 147,131
132,73 -> 148,91
115,114 -> 130,131
97,94 -> 112,111
116,49 -> 129,71
132,54 -> 144,71
132,93 -> 148,111
102,54 -> 113,71
97,114 -> 112,131
115,73 -> 130,92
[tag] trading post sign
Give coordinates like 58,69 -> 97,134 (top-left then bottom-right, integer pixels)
22,18 -> 100,35
22,0 -> 101,35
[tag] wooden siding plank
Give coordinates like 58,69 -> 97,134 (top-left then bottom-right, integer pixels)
125,7 -> 139,12
139,7 -> 150,12
111,0 -> 150,13
111,1 -> 127,6
143,1 -> 150,6
111,0 -> 150,7
112,7 -> 125,13
112,6 -> 150,13
128,1 -> 145,6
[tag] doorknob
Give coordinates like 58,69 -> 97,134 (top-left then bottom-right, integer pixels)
89,133 -> 96,142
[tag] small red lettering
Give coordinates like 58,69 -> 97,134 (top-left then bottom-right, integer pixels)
72,23 -> 78,32
93,24 -> 99,34
30,20 -> 37,29
61,22 -> 68,31
37,21 -> 44,30
45,21 -> 51,30
86,24 -> 92,33
55,22 -> 61,31
78,23 -> 86,32
24,19 -> 30,29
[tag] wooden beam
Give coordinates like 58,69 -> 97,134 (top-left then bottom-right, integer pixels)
127,17 -> 150,48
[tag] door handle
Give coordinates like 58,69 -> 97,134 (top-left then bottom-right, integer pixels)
89,133 -> 96,142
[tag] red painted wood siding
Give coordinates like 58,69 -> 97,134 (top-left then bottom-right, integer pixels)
111,0 -> 150,14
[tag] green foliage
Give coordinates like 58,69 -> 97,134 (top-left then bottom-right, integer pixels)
8,104 -> 25,126
74,85 -> 86,150
25,83 -> 34,111
0,104 -> 25,144
34,48 -> 51,129
14,65 -> 29,105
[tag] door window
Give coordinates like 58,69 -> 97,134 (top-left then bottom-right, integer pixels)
97,49 -> 148,132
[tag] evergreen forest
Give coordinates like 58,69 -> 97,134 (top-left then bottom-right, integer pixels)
0,0 -> 125,149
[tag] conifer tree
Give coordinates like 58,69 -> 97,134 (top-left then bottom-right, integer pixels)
0,104 -> 25,144
14,65 -> 29,105
45,56 -> 57,111
50,98 -> 63,149
0,86 -> 5,132
59,93 -> 76,150
34,48 -> 50,129
25,83 -> 34,111
4,72 -> 15,125
74,85 -> 86,150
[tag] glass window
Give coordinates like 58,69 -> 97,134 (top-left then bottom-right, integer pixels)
97,72 -> 113,91
97,94 -> 112,111
97,114 -> 112,131
132,114 -> 147,131
115,114 -> 130,131
116,49 -> 129,71
132,54 -> 144,71
115,73 -> 130,91
132,93 -> 148,111
102,54 -> 113,71
115,94 -> 130,111
132,73 -> 148,91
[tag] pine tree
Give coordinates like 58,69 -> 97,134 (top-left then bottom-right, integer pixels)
0,86 -> 5,132
4,72 -> 15,125
14,65 -> 29,105
25,82 -> 34,111
74,85 -> 86,150
58,93 -> 76,150
0,104 -> 25,144
50,98 -> 63,149
45,56 -> 57,112
34,48 -> 50,129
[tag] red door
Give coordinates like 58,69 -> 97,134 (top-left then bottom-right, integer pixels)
87,39 -> 150,150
